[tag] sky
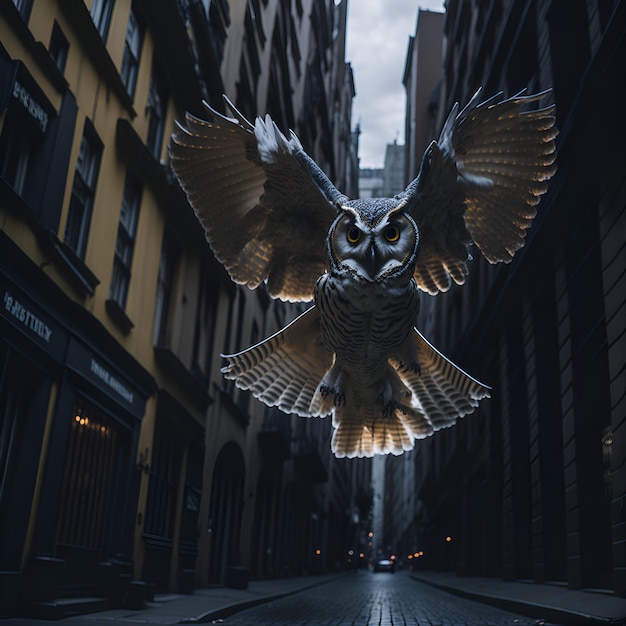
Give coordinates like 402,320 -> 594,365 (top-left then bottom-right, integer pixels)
345,0 -> 445,169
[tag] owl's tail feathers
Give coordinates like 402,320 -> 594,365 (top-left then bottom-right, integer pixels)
394,329 -> 491,432
221,306 -> 333,417
331,404 -> 432,459
331,409 -> 409,458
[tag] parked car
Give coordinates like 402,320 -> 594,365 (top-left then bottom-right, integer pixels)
374,558 -> 395,573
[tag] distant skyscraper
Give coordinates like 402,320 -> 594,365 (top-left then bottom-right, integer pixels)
382,141 -> 405,196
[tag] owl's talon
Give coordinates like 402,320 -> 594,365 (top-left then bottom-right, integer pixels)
376,394 -> 396,417
320,384 -> 346,406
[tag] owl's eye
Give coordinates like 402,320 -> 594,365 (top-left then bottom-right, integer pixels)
346,226 -> 361,244
384,225 -> 400,242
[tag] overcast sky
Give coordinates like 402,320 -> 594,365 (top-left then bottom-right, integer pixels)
345,0 -> 445,169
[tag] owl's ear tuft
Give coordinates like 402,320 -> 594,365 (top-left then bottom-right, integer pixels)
338,204 -> 358,218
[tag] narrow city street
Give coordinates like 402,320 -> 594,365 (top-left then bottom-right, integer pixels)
0,571 -> 550,626
217,571 -> 552,626
0,570 -> 563,626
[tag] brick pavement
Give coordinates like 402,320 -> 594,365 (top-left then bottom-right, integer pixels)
219,570 -> 549,626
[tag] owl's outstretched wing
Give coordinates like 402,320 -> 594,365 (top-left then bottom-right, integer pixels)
392,329 -> 491,431
221,306 -> 333,416
169,97 -> 345,302
402,89 -> 558,295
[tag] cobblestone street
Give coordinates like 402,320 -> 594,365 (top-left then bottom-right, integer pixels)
218,571 -> 550,626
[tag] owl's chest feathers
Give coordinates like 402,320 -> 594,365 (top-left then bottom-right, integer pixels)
315,272 -> 419,372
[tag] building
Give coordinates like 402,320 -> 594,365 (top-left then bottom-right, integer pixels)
357,141 -> 405,203
382,140 -> 405,197
0,0 -> 367,616
398,0 -> 626,597
402,9 -> 444,188
357,167 -> 384,198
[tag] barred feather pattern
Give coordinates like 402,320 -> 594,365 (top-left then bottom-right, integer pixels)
221,294 -> 490,458
313,271 -> 425,457
407,89 -> 558,294
312,272 -> 489,458
393,330 -> 491,431
169,100 -> 338,302
171,89 -> 556,458
221,307 -> 332,417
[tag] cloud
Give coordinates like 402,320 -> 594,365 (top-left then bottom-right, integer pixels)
346,1 -> 445,169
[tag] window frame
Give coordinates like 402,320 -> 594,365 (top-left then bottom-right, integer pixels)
109,171 -> 142,310
91,0 -> 115,42
11,0 -> 33,22
63,122 -> 103,260
146,58 -> 169,160
120,3 -> 145,98
49,21 -> 70,75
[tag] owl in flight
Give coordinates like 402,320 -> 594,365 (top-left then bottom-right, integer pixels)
169,89 -> 557,458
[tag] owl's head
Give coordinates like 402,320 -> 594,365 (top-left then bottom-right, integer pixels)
327,200 -> 419,283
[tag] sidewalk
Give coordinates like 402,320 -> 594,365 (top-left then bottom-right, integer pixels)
410,570 -> 626,626
67,573 -> 346,624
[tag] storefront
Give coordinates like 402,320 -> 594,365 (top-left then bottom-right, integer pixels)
0,234 -> 155,615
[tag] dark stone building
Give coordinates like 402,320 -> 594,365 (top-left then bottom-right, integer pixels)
402,0 -> 626,596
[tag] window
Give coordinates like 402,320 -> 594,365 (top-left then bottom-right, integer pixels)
153,230 -> 180,347
56,398 -> 120,548
146,59 -> 168,160
0,63 -> 75,233
0,109 -> 39,198
11,0 -> 32,21
64,125 -> 102,259
0,76 -> 51,204
49,22 -> 69,74
120,4 -> 144,98
91,0 -> 115,41
191,269 -> 216,380
247,0 -> 266,45
110,172 -> 142,309
207,0 -> 231,66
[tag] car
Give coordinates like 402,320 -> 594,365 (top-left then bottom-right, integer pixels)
374,558 -> 395,573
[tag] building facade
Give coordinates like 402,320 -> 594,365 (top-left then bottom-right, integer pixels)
397,0 -> 626,597
402,9 -> 443,188
0,0 -> 366,616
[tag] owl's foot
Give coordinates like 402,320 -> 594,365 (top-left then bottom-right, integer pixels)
376,370 -> 413,417
377,396 -> 396,418
320,384 -> 346,407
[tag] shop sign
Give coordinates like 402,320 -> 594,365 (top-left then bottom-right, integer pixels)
12,79 -> 49,132
0,277 -> 66,360
89,357 -> 134,405
3,290 -> 53,342
66,338 -> 146,420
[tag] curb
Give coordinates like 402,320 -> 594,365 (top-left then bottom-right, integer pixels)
180,573 -> 346,623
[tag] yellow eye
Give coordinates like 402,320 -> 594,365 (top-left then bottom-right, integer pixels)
346,226 -> 361,244
384,225 -> 400,242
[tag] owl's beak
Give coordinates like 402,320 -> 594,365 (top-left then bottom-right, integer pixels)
369,243 -> 378,279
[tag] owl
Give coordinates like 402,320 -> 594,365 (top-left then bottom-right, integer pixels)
169,89 -> 557,458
